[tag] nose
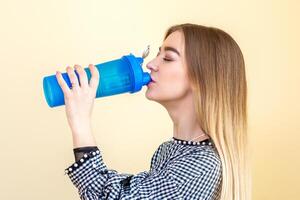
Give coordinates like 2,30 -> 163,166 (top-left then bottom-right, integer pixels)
146,59 -> 158,72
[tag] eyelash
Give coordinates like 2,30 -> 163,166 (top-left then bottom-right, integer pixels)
163,58 -> 172,62
156,52 -> 172,62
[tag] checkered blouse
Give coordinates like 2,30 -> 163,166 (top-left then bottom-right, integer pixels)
64,137 -> 222,200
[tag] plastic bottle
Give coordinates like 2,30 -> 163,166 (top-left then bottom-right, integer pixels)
43,47 -> 151,108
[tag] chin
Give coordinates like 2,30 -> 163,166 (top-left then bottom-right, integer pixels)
145,89 -> 163,103
145,90 -> 169,105
145,89 -> 156,101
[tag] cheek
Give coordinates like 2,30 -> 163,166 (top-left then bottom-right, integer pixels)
164,69 -> 189,91
160,76 -> 189,96
147,69 -> 190,100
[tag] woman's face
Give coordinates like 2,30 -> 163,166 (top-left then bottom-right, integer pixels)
145,30 -> 192,105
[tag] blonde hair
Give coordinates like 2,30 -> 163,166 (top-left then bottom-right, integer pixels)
164,23 -> 251,200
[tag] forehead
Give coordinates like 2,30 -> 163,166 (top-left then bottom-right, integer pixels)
162,31 -> 184,55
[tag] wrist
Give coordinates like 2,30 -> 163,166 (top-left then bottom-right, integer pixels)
71,128 -> 97,148
69,118 -> 92,134
71,125 -> 92,136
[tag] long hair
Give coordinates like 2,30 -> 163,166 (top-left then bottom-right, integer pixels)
164,23 -> 251,200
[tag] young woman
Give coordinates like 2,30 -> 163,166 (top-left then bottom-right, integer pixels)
56,23 -> 250,200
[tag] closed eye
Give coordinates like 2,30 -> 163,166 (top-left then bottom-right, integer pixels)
156,52 -> 172,62
163,58 -> 172,62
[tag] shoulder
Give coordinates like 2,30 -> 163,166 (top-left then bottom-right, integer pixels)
167,145 -> 222,186
192,145 -> 221,170
149,141 -> 169,169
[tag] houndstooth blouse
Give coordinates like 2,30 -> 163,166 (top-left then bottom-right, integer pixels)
64,137 -> 222,200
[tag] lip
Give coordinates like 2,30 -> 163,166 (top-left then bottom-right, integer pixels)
147,81 -> 155,87
150,75 -> 157,83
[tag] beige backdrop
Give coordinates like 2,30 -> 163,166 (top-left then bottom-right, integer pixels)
0,0 -> 299,199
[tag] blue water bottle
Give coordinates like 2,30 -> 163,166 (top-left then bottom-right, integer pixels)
43,46 -> 152,108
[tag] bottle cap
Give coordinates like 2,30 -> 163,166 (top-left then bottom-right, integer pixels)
122,54 -> 151,93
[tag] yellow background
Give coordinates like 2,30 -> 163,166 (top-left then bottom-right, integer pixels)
0,0 -> 299,199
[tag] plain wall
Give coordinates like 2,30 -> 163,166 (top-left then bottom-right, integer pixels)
0,0 -> 299,199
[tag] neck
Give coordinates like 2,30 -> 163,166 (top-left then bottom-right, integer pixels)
162,92 -> 209,142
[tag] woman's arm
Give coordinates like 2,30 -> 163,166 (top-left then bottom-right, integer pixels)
71,126 -> 97,148
56,64 -> 179,199
56,63 -> 99,148
64,146 -> 222,200
64,147 -> 182,200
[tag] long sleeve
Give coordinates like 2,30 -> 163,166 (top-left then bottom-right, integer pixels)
64,142 -> 222,200
64,148 -> 182,200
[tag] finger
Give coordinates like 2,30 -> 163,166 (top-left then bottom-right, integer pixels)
55,71 -> 71,95
89,64 -> 100,89
74,64 -> 88,89
66,66 -> 79,91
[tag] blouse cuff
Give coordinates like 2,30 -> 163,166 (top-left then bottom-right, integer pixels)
73,146 -> 98,162
64,148 -> 107,192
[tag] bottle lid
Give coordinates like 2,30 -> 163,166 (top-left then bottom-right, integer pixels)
122,54 -> 151,93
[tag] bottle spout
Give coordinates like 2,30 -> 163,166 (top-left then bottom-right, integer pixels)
142,72 -> 151,85
142,45 -> 150,59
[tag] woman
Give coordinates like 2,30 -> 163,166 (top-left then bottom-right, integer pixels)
56,23 -> 250,200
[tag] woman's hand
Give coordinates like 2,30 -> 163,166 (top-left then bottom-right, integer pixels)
55,64 -> 100,147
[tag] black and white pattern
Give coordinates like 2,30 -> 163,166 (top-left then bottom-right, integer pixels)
65,137 -> 222,199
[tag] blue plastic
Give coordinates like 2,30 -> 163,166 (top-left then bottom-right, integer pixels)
43,53 -> 151,107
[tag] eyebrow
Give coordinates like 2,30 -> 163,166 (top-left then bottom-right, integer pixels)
159,46 -> 181,56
